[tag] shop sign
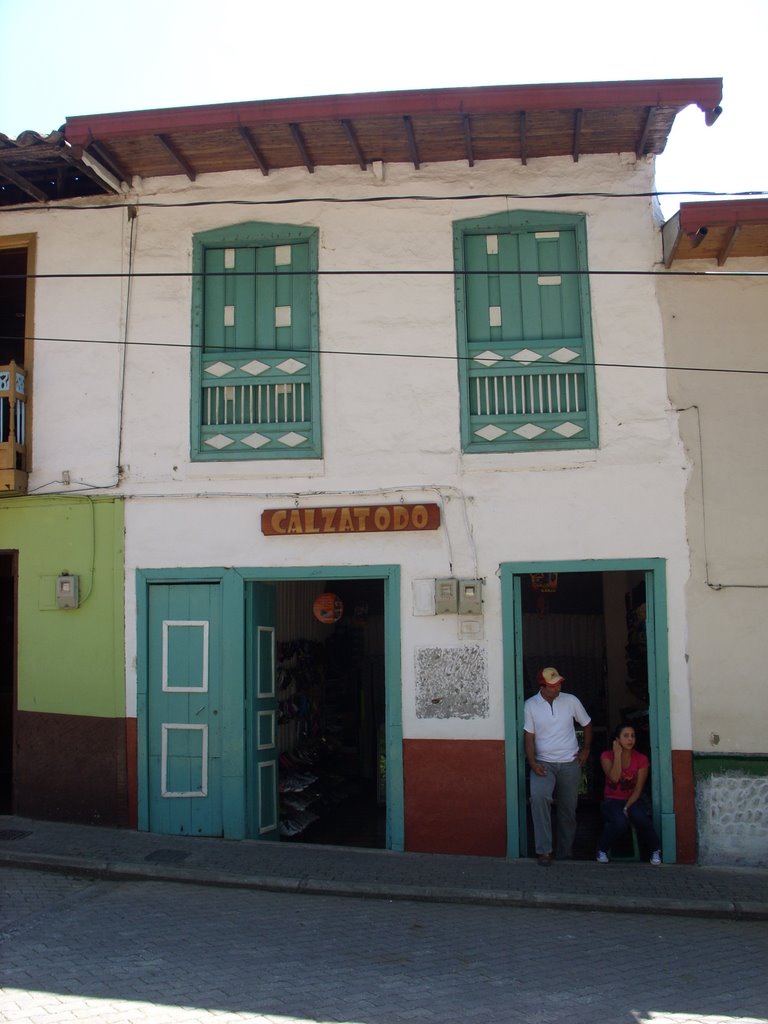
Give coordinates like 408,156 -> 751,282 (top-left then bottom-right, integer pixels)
313,592 -> 344,623
262,502 -> 440,536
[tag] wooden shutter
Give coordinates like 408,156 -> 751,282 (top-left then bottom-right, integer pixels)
458,216 -> 597,453
193,224 -> 322,461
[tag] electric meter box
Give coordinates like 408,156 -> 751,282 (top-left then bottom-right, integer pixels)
458,579 -> 483,615
56,574 -> 79,609
435,578 -> 459,614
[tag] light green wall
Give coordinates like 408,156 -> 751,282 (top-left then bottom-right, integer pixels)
0,495 -> 124,717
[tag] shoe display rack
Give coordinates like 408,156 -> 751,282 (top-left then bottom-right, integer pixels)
276,639 -> 358,840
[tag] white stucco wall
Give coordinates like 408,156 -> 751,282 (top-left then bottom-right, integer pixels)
660,264 -> 768,755
3,153 -> 692,742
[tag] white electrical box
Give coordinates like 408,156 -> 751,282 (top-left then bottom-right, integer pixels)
458,579 -> 483,615
435,578 -> 458,614
56,574 -> 79,609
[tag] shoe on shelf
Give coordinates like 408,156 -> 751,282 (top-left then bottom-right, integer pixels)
537,853 -> 553,867
650,850 -> 662,865
596,851 -> 609,864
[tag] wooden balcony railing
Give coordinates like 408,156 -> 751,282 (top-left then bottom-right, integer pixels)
0,361 -> 28,495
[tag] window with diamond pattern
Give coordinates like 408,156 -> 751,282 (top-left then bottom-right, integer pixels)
453,211 -> 598,453
191,222 -> 321,460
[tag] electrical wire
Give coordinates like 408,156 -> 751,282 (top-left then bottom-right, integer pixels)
1,332 -> 765,376
2,267 -> 768,280
116,206 -> 138,483
1,188 -> 766,213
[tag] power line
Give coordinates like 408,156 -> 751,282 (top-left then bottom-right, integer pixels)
2,268 -> 767,280
1,188 -> 766,214
4,332 -> 766,376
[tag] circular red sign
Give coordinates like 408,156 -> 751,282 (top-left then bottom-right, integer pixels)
313,592 -> 343,624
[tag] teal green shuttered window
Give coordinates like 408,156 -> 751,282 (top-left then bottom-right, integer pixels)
454,211 -> 598,453
191,223 -> 321,460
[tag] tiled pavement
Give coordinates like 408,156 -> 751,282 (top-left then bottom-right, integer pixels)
1,814 -> 767,919
1,865 -> 767,1024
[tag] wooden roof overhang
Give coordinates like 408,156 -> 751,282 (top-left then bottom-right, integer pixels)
0,130 -> 121,206
663,199 -> 768,266
61,78 -> 723,185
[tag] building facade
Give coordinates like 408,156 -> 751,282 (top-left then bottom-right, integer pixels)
661,199 -> 768,866
0,80 -> 727,861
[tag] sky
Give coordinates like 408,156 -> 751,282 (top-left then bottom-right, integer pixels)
0,0 -> 765,219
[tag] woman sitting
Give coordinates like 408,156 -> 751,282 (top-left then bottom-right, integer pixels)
596,722 -> 662,865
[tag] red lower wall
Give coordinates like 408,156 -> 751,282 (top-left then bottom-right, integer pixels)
404,738 -> 507,856
15,710 -> 130,827
126,717 -> 138,829
672,748 -> 696,864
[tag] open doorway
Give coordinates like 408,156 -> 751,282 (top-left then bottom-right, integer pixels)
0,246 -> 27,367
0,242 -> 31,493
0,552 -> 16,813
509,567 -> 660,860
270,578 -> 386,848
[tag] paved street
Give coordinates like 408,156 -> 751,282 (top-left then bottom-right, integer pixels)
1,867 -> 767,1024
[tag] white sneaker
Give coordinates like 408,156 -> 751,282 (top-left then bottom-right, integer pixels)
650,850 -> 662,866
596,851 -> 609,864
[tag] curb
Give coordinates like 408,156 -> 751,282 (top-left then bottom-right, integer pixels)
2,850 -> 766,921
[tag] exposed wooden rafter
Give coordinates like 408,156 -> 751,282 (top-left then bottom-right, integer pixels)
155,134 -> 196,180
403,116 -> 420,169
663,225 -> 681,268
636,106 -> 657,157
238,126 -> 269,176
717,224 -> 741,266
59,145 -> 120,193
462,114 -> 475,167
519,111 -> 528,165
86,140 -> 131,184
0,160 -> 49,202
289,123 -> 314,173
572,108 -> 583,163
340,119 -> 366,170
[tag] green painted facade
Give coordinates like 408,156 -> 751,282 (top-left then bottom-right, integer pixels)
693,754 -> 768,777
0,495 -> 125,717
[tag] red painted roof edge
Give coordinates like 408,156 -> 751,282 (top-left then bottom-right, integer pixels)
678,199 -> 768,232
64,78 -> 723,145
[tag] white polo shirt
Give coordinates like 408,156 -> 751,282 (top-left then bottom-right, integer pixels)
523,690 -> 591,762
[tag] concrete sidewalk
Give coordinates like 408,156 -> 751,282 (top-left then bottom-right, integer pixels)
1,814 -> 766,920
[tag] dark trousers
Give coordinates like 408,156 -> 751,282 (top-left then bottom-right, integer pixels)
598,797 -> 660,854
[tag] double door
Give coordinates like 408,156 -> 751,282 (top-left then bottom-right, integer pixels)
144,581 -> 277,838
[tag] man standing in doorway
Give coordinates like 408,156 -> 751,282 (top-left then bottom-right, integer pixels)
524,666 -> 593,866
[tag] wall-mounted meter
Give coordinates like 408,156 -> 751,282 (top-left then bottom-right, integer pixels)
435,578 -> 459,614
458,579 -> 483,615
56,574 -> 79,609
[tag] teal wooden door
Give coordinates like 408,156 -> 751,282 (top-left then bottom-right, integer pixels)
246,582 -> 279,840
147,583 -> 223,836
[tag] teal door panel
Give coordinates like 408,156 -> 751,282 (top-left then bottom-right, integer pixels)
147,583 -> 223,836
247,582 -> 278,839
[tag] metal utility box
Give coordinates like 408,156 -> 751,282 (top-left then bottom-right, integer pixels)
458,579 -> 483,615
56,574 -> 79,609
435,578 -> 459,614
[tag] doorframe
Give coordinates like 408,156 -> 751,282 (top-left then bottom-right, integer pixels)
500,558 -> 675,861
136,564 -> 403,849
0,550 -> 18,814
